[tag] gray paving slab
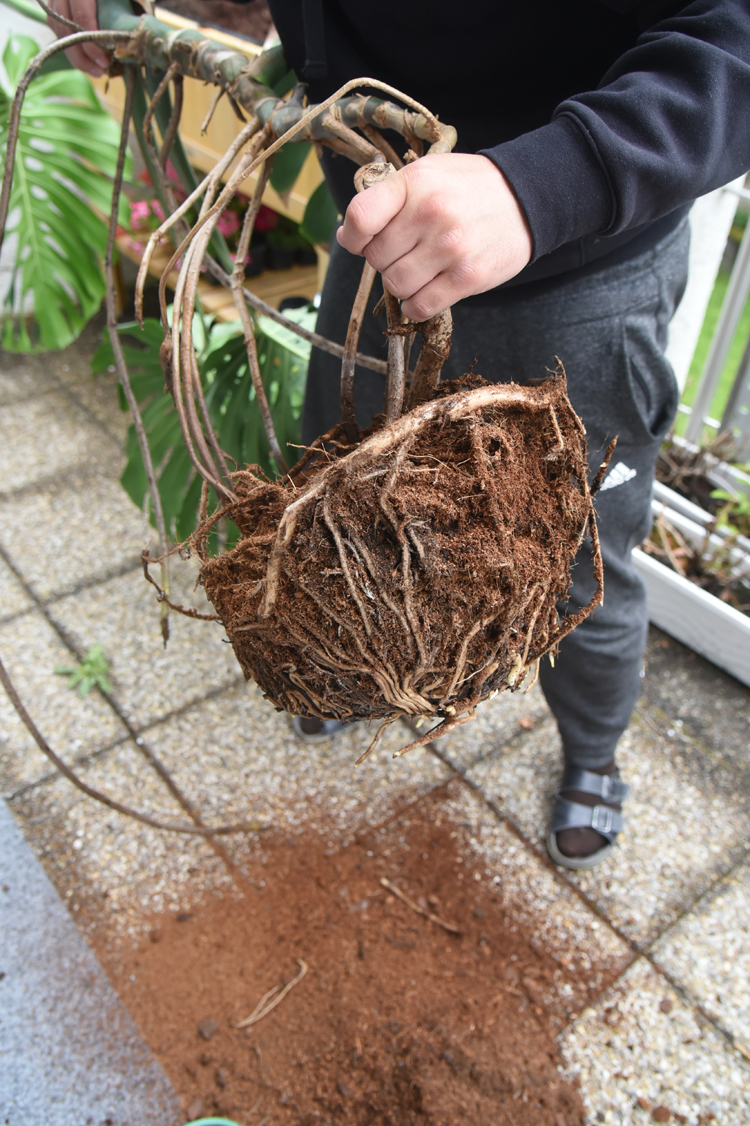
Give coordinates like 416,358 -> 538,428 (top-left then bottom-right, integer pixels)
0,467 -> 149,600
143,680 -> 452,851
7,739 -> 228,941
0,556 -> 33,623
47,562 -> 241,730
653,854 -> 750,1050
560,958 -> 750,1126
66,372 -> 132,447
0,390 -> 118,496
643,626 -> 750,786
0,796 -> 180,1126
430,678 -> 550,770
0,610 -> 128,795
466,714 -> 750,946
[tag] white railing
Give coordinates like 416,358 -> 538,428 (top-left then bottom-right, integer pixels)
681,179 -> 750,458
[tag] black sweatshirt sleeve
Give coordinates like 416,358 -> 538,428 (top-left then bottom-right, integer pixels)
481,0 -> 750,262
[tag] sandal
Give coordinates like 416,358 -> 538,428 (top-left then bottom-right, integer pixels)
546,766 -> 629,870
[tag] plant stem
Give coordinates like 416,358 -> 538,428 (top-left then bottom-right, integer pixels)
104,68 -> 172,644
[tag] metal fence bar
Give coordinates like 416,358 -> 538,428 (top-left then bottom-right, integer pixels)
684,201 -> 750,444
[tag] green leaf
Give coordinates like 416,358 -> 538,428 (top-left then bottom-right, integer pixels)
106,305 -> 318,549
54,643 -> 112,696
269,141 -> 311,196
0,34 -> 131,352
299,180 -> 339,246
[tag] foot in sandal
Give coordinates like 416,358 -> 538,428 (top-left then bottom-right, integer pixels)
547,760 -> 629,870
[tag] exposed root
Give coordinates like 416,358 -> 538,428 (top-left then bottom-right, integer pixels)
196,371 -> 606,752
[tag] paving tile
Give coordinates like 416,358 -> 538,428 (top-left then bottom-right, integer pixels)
143,681 -> 452,847
0,556 -> 33,623
561,958 -> 750,1125
0,391 -> 118,495
653,855 -> 750,1049
435,678 -> 550,770
47,562 -> 242,729
66,373 -> 132,447
643,626 -> 750,787
0,353 -> 52,405
466,715 -> 750,946
0,468 -> 148,600
0,611 -> 128,794
8,739 -> 229,939
436,782 -> 630,1017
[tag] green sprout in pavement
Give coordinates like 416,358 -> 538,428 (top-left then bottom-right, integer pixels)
55,644 -> 113,698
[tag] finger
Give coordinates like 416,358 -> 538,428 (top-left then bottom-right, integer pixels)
70,0 -> 110,70
66,42 -> 105,76
400,260 -> 481,322
337,173 -> 408,255
372,223 -> 464,297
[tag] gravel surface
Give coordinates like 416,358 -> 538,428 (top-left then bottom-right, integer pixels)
561,958 -> 750,1125
0,557 -> 33,624
653,855 -> 750,1048
0,468 -> 148,600
0,390 -> 116,495
467,712 -> 750,945
47,563 -> 242,729
0,611 -> 128,795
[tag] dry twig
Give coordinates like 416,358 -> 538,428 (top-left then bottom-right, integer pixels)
380,877 -> 462,935
236,959 -> 309,1028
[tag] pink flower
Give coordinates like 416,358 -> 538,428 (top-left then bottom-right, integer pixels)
255,205 -> 279,233
129,200 -> 151,228
217,210 -> 241,237
151,200 -> 165,222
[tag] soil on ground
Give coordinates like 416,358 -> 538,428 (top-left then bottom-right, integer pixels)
95,789 -> 590,1126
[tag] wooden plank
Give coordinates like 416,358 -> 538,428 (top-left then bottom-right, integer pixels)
116,232 -> 319,320
90,6 -> 326,223
633,547 -> 750,687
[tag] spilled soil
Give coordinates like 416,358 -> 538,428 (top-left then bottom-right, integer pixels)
96,790 -> 591,1125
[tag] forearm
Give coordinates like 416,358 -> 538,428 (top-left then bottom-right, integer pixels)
484,0 -> 750,260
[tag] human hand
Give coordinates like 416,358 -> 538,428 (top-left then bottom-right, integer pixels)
46,0 -> 110,77
337,153 -> 532,320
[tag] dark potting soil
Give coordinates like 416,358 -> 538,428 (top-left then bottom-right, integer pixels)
97,790 -> 592,1126
197,374 -> 599,743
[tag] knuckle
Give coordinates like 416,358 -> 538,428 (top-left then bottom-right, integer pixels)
450,256 -> 482,291
420,194 -> 448,224
435,224 -> 463,256
408,295 -> 435,322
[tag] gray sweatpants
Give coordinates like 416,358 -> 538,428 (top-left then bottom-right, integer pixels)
302,219 -> 690,768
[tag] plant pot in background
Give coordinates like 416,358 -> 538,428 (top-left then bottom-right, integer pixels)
634,479 -> 750,687
245,242 -> 267,277
267,245 -> 297,271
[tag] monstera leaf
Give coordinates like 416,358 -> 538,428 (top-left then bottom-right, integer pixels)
93,305 -> 315,547
0,34 -> 129,351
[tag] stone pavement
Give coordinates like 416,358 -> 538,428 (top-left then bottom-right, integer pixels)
1,319 -> 749,1125
0,797 -> 180,1125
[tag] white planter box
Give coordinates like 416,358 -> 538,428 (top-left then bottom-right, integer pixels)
633,481 -> 750,687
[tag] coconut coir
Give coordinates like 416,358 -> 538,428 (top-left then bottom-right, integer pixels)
197,372 -> 602,753
101,790 -> 596,1125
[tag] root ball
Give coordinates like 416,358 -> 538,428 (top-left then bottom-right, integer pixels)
197,371 -> 602,750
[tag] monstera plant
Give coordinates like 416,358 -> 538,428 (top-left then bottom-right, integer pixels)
0,30 -> 129,351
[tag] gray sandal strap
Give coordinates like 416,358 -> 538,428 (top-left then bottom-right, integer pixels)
560,766 -> 630,803
549,797 -> 625,843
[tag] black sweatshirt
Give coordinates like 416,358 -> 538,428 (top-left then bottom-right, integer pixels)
233,0 -> 750,288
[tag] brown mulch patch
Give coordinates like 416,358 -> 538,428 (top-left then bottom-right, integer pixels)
96,790 -> 591,1126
